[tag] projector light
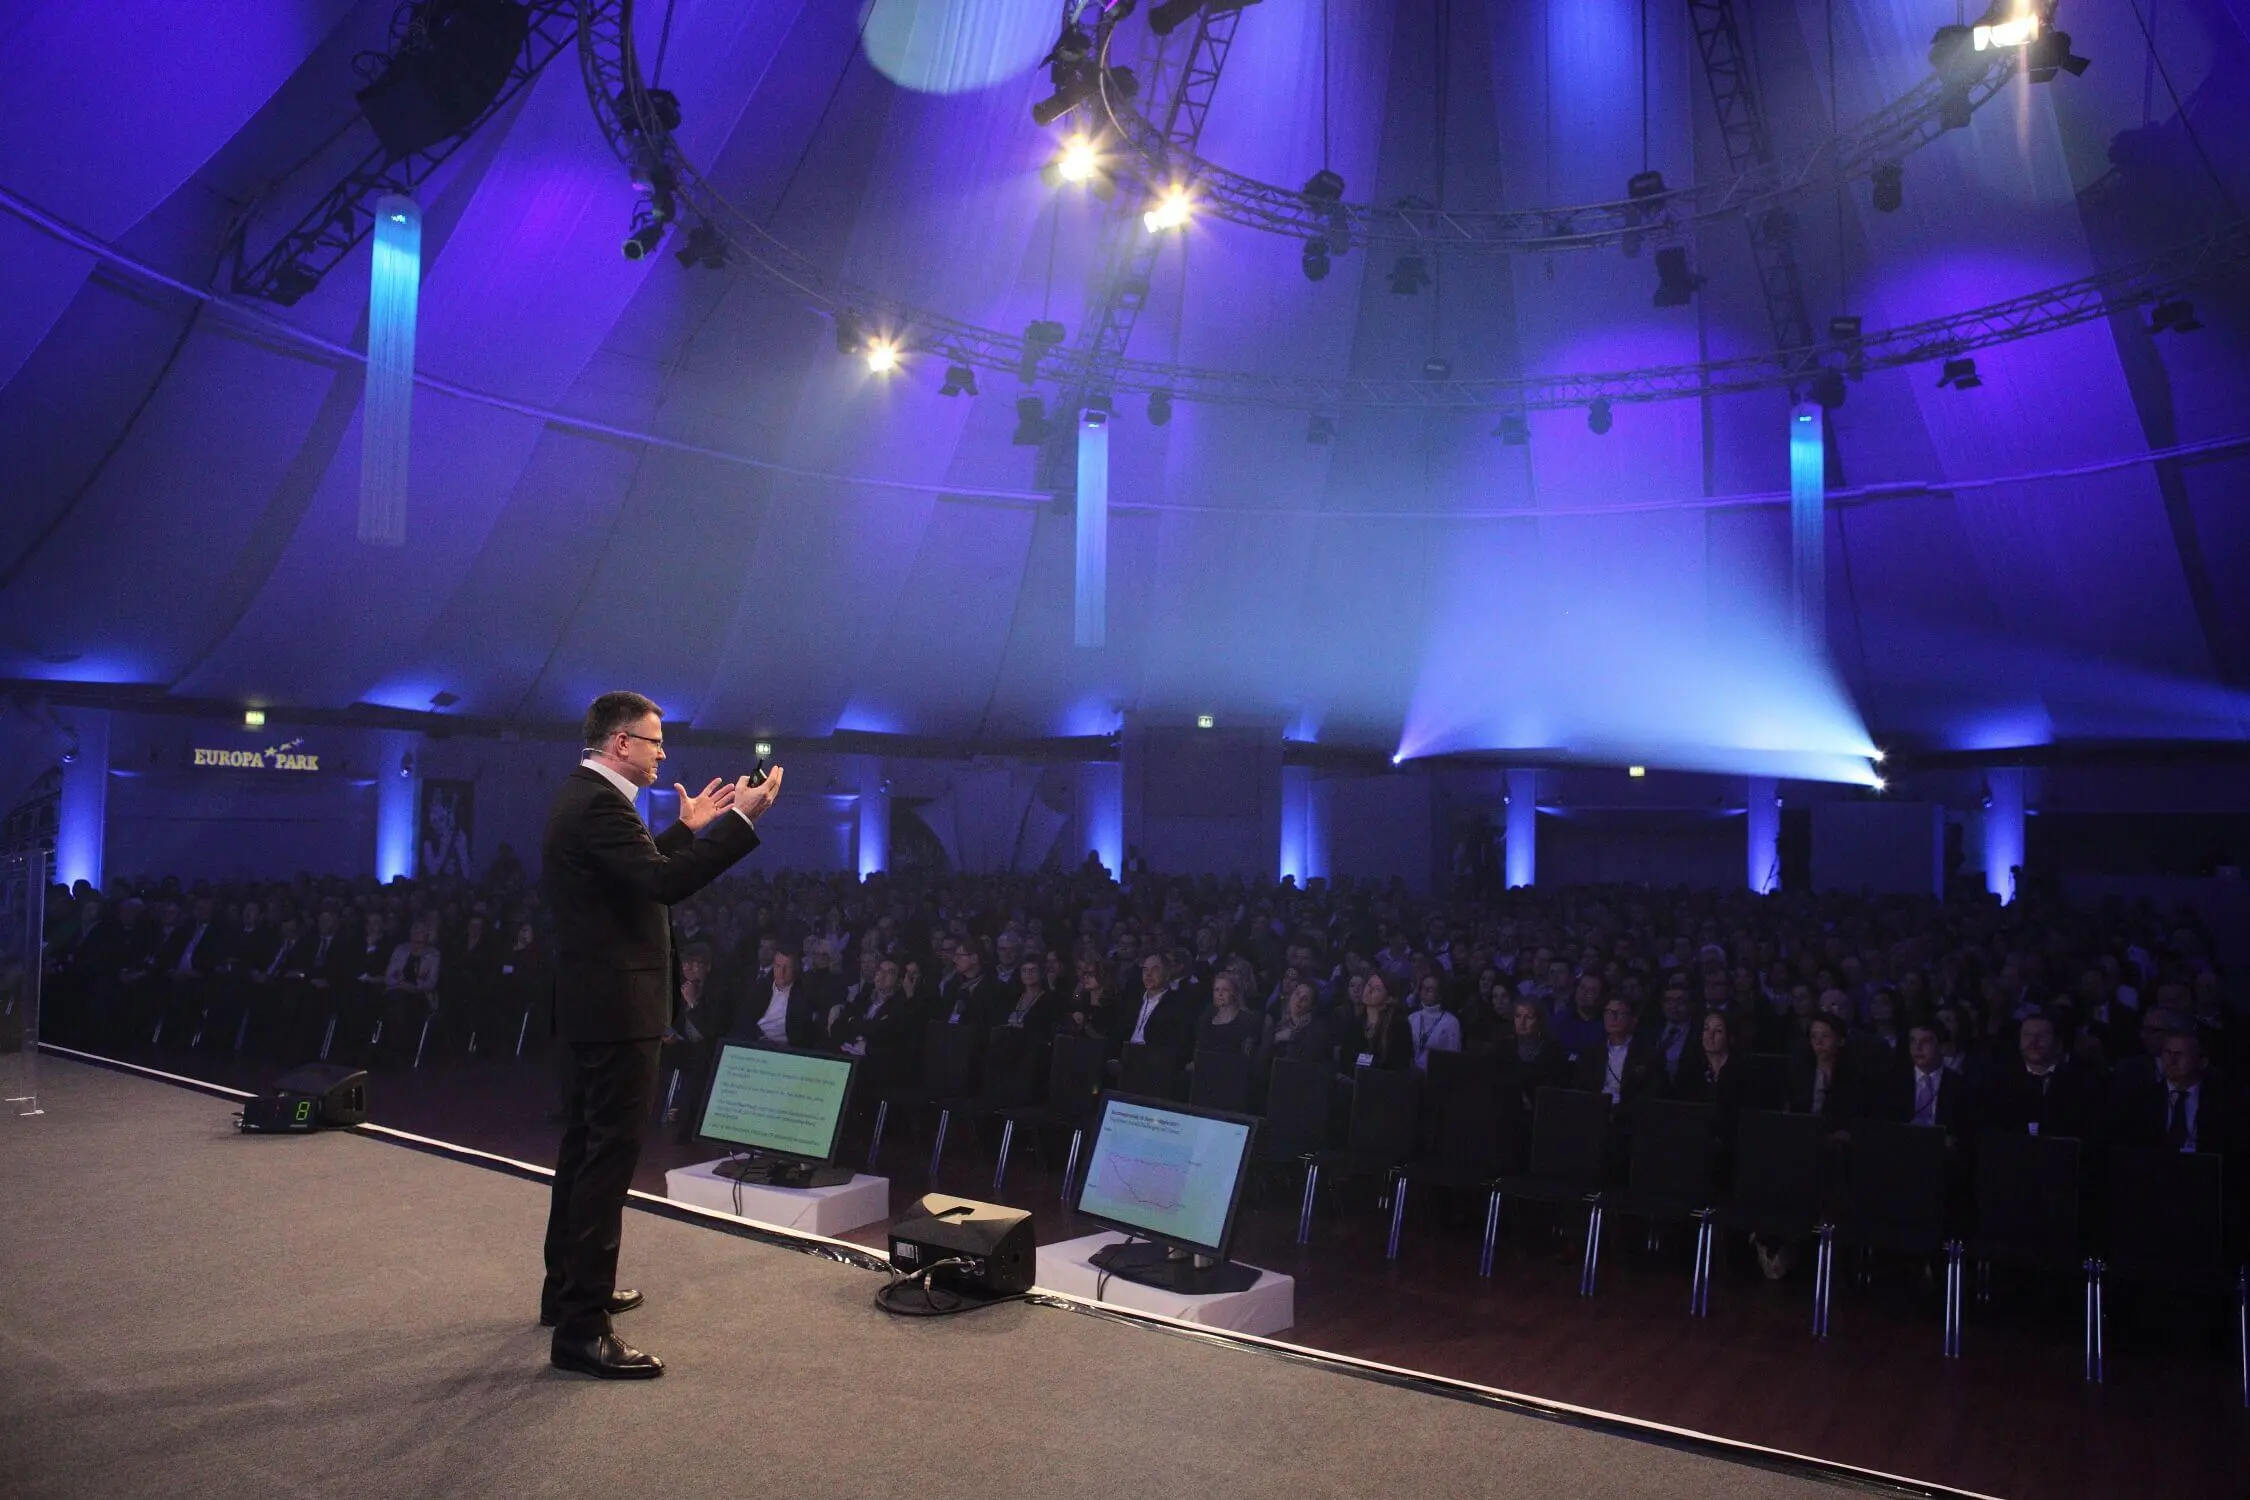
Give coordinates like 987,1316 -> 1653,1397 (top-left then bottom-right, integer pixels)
866,340 -> 900,374
1143,186 -> 1193,233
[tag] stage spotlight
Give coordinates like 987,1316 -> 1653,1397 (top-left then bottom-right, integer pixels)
1306,414 -> 1336,444
1388,255 -> 1430,295
1147,388 -> 1173,425
1031,22 -> 1096,127
1871,748 -> 1888,764
2024,29 -> 2089,81
1301,238 -> 1331,281
1652,246 -> 1704,307
673,221 -> 727,270
1302,169 -> 1345,204
620,209 -> 669,261
865,339 -> 900,373
2150,298 -> 2202,334
1012,395 -> 1050,446
1871,160 -> 1903,213
1492,413 -> 1529,444
1143,185 -> 1194,232
1971,2 -> 2039,53
940,363 -> 979,397
1149,0 -> 1206,35
1938,356 -> 1981,390
1587,398 -> 1613,435
1810,368 -> 1846,411
1019,318 -> 1065,383
1048,134 -> 1101,185
1872,776 -> 1889,793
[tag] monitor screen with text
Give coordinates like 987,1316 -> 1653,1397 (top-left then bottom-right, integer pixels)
1075,1094 -> 1258,1258
696,1045 -> 855,1164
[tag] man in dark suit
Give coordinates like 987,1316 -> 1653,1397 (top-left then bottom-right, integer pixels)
541,691 -> 780,1380
1976,1012 -> 2097,1141
1109,951 -> 1198,1070
1875,1024 -> 1968,1137
2110,1025 -> 2232,1157
725,948 -> 826,1049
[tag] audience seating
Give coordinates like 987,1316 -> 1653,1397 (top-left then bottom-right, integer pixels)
1830,1119 -> 1960,1355
1711,1110 -> 1831,1334
1593,1098 -> 1718,1309
1297,1065 -> 1417,1245
1188,1044 -> 1254,1114
1386,1052 -> 1507,1260
1963,1132 -> 2088,1369
865,1021 -> 977,1170
991,1032 -> 1108,1201
2097,1148 -> 2246,1404
1489,1087 -> 1610,1287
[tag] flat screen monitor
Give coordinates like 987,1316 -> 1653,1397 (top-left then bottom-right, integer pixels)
1074,1093 -> 1259,1271
696,1044 -> 857,1187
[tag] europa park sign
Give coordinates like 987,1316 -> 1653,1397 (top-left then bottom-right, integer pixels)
192,736 -> 321,772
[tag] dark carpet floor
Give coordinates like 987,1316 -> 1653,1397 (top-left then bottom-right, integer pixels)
0,1060 -> 1936,1499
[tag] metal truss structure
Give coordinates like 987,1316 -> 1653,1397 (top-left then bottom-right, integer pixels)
572,1 -> 2247,416
1095,26 -> 2024,256
1688,0 -> 1817,378
231,0 -> 580,305
1043,3 -> 1247,480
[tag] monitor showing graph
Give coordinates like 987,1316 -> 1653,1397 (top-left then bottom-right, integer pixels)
1074,1093 -> 1259,1259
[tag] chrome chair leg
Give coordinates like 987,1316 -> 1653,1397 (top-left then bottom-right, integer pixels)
1812,1225 -> 1835,1340
1296,1162 -> 1320,1244
411,1013 -> 433,1069
1060,1128 -> 1084,1205
318,1013 -> 337,1061
2235,1270 -> 2247,1409
2083,1258 -> 2105,1384
1579,1201 -> 1604,1297
1690,1212 -> 1714,1318
1943,1239 -> 1964,1359
1479,1189 -> 1503,1278
866,1100 -> 890,1168
515,1009 -> 532,1057
992,1119 -> 1017,1195
1386,1179 -> 1409,1260
927,1109 -> 952,1182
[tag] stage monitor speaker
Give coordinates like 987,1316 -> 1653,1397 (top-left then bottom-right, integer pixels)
357,0 -> 533,159
888,1193 -> 1035,1297
238,1063 -> 369,1133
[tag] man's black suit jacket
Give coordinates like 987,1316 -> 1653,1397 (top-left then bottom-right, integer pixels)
543,765 -> 760,1044
1873,1065 -> 1968,1135
725,977 -> 827,1050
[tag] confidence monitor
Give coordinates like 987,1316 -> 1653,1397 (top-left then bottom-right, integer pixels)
696,1044 -> 858,1189
1074,1093 -> 1261,1294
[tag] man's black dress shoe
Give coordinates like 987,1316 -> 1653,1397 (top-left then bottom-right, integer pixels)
551,1333 -> 664,1380
539,1288 -> 643,1327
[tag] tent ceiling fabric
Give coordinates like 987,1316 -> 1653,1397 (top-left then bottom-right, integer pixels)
2,0 -> 2246,764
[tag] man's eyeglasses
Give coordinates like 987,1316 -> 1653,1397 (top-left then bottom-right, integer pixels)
619,730 -> 665,749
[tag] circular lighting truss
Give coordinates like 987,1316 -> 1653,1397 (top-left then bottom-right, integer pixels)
576,0 -> 2248,415
1088,23 -> 2033,256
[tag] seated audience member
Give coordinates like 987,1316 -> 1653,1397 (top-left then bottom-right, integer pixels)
1572,995 -> 1662,1121
998,958 -> 1059,1043
2110,1007 -> 2179,1099
1642,979 -> 1699,1088
378,917 -> 442,1063
1881,1023 -> 1967,1137
1406,973 -> 1462,1072
1978,1011 -> 2096,1140
1498,998 -> 1573,1116
1672,1010 -> 1744,1124
1261,981 -> 1336,1069
658,943 -> 722,1135
2112,1023 -> 2231,1157
1057,960 -> 1122,1053
937,942 -> 1008,1033
1786,1013 -> 1866,1146
1113,952 -> 1198,1070
1457,969 -> 1511,1055
1196,971 -> 1261,1059
1549,973 -> 1606,1061
832,959 -> 917,1086
1344,972 -> 1414,1074
242,914 -> 306,1057
727,949 -> 823,1049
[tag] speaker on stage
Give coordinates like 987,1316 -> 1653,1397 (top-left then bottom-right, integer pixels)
238,1063 -> 369,1133
888,1193 -> 1035,1297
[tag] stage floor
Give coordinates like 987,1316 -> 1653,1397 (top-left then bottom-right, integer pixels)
0,1060 -> 1922,1500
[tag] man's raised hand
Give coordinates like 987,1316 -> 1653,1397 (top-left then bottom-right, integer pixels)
673,777 -> 737,832
734,764 -> 784,823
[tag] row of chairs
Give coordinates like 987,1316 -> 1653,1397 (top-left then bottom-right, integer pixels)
854,1023 -> 2246,1405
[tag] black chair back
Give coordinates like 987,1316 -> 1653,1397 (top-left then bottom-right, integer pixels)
980,1025 -> 1040,1107
1725,1109 -> 1823,1225
1737,1053 -> 1789,1111
1345,1065 -> 1419,1161
1625,1098 -> 1715,1208
1043,1032 -> 1108,1126
1426,1052 -> 1502,1175
917,1019 -> 977,1097
1189,1045 -> 1254,1113
1260,1056 -> 1332,1157
1969,1130 -> 2081,1269
1523,1087 -> 1609,1192
1840,1118 -> 1948,1248
2105,1147 -> 2225,1284
1119,1043 -> 1183,1100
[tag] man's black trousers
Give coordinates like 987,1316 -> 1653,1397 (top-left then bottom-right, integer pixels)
542,1037 -> 661,1338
